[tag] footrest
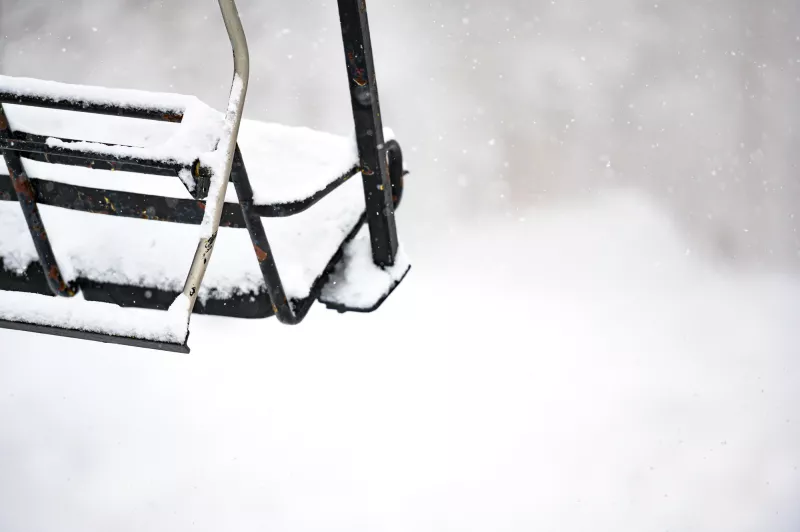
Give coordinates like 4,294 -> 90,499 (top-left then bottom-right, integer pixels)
319,226 -> 410,313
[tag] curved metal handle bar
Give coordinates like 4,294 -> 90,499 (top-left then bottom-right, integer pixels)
180,0 -> 250,312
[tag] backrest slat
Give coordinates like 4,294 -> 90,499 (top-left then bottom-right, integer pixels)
0,75 -> 188,122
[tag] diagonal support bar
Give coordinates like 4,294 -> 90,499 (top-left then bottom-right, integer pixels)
0,103 -> 76,297
230,147 -> 300,324
337,0 -> 399,267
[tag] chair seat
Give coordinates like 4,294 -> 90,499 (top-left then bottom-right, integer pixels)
0,76 -> 405,321
0,170 -> 365,306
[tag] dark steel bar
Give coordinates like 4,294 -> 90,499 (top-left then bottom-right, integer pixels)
0,173 -> 244,226
233,146 -> 373,325
0,104 -> 76,297
318,146 -> 408,313
78,279 -> 270,319
0,91 -> 184,123
0,165 -> 365,223
11,130 -> 185,178
0,134 -> 210,196
5,132 -> 210,197
230,147 -> 301,324
0,257 -> 52,297
336,0 -> 399,267
385,139 -> 404,207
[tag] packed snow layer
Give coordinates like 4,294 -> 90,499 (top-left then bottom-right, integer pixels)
1,76 -> 225,168
1,190 -> 798,532
0,86 -> 390,300
0,74 -> 193,114
0,289 -> 189,343
320,225 -> 410,310
2,102 -> 394,206
0,172 -> 365,301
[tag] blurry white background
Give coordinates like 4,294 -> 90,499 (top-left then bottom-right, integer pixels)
1,1 -> 799,531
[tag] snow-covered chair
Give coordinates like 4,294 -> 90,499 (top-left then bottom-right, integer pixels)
0,0 -> 409,352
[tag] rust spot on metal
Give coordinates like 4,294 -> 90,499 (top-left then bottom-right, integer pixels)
353,76 -> 367,87
0,112 -> 8,130
254,245 -> 268,263
272,304 -> 278,314
162,112 -> 183,123
12,178 -> 33,199
47,266 -> 75,296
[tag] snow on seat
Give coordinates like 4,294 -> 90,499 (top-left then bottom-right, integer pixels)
1,76 -> 393,207
0,76 -> 390,308
0,171 -> 365,303
0,289 -> 192,348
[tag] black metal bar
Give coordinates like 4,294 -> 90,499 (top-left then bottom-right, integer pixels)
0,256 -> 270,319
0,91 -> 185,123
11,130 -> 187,179
0,318 -> 190,353
0,170 -> 363,224
0,173 -> 244,226
0,104 -> 76,297
385,139 -> 404,207
0,134 -> 210,197
231,148 -> 369,325
78,280 -> 270,319
0,258 -> 53,297
337,0 -> 399,267
231,147 -> 300,324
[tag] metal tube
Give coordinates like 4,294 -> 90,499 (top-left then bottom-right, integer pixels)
180,0 -> 250,309
0,103 -> 76,297
0,90 -> 185,122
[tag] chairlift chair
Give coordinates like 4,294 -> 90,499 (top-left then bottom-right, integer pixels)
0,0 -> 410,353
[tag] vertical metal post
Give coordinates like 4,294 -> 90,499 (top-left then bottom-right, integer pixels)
337,0 -> 399,267
0,103 -> 76,297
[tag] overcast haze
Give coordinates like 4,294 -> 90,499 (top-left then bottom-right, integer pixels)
1,1 -> 799,531
3,0 -> 799,265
